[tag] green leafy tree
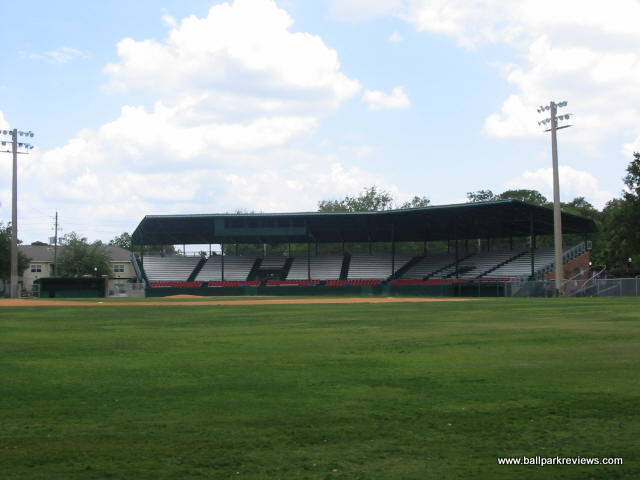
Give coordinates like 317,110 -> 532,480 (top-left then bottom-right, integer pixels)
57,232 -> 112,277
400,196 -> 430,209
30,241 -> 48,246
561,197 -> 600,220
591,153 -> 640,268
318,186 -> 395,212
497,189 -> 549,206
109,232 -> 132,251
0,222 -> 31,291
466,190 -> 497,202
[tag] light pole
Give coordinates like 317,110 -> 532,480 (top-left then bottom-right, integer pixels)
537,102 -> 571,296
1,129 -> 35,298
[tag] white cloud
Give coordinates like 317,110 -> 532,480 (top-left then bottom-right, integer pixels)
388,32 -> 404,43
398,0 -> 640,151
104,0 -> 360,110
27,47 -> 89,64
0,111 -> 8,130
363,86 -> 411,110
0,0 -> 406,243
328,0 -> 404,22
506,165 -> 614,209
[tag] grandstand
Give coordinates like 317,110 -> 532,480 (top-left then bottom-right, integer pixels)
131,200 -> 596,293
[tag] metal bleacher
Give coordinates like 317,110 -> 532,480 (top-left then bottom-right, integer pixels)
401,253 -> 456,279
287,255 -> 344,280
484,248 -> 555,279
195,256 -> 256,281
347,254 -> 413,280
430,250 -> 523,279
143,256 -> 202,282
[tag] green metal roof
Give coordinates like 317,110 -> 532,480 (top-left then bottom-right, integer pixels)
131,200 -> 597,245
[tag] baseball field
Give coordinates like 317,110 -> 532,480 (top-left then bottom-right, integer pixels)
1,296 -> 638,479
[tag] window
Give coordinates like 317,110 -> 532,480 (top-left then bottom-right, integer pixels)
113,264 -> 125,273
31,264 -> 42,273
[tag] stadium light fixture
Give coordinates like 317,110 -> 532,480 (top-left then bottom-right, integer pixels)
537,101 -> 571,296
0,128 -> 35,298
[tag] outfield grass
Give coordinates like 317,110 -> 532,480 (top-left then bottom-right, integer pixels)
1,298 -> 639,479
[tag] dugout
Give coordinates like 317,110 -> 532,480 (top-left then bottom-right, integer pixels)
34,277 -> 107,298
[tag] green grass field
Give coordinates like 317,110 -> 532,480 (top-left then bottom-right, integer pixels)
1,298 -> 639,479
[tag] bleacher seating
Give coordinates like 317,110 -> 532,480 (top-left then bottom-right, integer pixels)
484,248 -> 555,279
287,255 -> 343,280
195,256 -> 255,281
347,254 -> 413,280
430,250 -> 522,279
149,281 -> 202,288
400,253 -> 456,279
143,256 -> 202,282
259,256 -> 287,269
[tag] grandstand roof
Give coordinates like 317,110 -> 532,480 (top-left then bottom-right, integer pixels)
131,200 -> 597,245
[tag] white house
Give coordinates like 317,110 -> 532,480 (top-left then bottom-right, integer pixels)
18,244 -> 138,292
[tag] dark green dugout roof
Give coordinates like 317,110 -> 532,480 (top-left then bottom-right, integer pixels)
131,200 -> 597,245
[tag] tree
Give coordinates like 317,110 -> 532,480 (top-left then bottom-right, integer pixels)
109,232 -> 132,251
0,222 -> 31,291
466,190 -> 497,202
110,232 -> 176,255
400,196 -> 430,209
592,153 -> 640,268
497,189 -> 549,206
57,232 -> 112,277
561,197 -> 600,221
30,241 -> 49,246
318,186 -> 395,212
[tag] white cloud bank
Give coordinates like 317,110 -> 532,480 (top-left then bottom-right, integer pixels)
363,86 -> 411,110
0,0 -> 404,242
334,0 -> 640,152
404,0 -> 640,150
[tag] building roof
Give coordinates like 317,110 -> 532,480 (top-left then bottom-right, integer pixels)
19,244 -> 133,262
131,200 -> 597,245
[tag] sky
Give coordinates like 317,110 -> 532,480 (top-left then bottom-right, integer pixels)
1,0 -> 639,244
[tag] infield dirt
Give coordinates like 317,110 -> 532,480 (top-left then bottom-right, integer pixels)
0,297 -> 475,307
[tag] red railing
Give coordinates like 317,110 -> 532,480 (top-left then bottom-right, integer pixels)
208,281 -> 261,287
149,281 -> 203,288
266,280 -> 320,286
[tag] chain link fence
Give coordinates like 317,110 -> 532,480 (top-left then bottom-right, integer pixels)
505,278 -> 640,297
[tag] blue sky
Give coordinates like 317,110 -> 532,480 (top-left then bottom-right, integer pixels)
1,0 -> 639,243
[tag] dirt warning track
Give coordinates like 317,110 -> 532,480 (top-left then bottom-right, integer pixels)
0,297 -> 476,307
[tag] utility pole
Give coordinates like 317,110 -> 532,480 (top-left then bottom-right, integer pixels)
537,102 -> 571,296
1,129 -> 34,298
53,211 -> 59,276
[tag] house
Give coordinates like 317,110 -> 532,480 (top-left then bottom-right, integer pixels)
18,244 -> 138,293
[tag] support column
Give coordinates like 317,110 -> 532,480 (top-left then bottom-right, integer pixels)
423,239 -> 427,256
530,213 -> 535,279
391,224 -> 396,277
221,243 -> 225,281
307,242 -> 311,280
235,243 -> 238,256
455,238 -> 459,279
